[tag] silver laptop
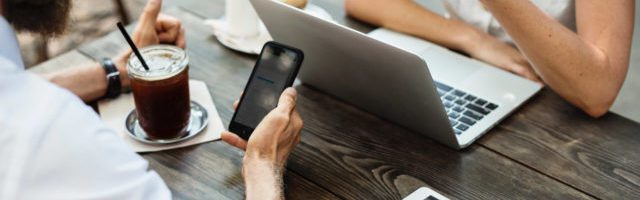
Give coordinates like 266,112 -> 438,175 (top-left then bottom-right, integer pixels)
250,0 -> 542,149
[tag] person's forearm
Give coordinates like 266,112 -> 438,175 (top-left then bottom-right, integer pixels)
480,0 -> 634,117
44,51 -> 131,102
345,0 -> 483,52
242,158 -> 283,200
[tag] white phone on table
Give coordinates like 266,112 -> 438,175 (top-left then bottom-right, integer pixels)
403,187 -> 449,200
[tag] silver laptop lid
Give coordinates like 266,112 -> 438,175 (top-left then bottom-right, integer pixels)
251,0 -> 459,147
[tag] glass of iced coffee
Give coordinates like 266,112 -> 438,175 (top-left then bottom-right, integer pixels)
127,45 -> 191,140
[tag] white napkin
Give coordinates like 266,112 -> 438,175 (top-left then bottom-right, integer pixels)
99,80 -> 224,153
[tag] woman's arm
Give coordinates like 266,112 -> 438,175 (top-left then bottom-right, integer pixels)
480,0 -> 635,117
345,0 -> 477,52
345,0 -> 542,82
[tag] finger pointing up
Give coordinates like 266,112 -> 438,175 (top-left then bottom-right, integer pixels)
139,0 -> 162,28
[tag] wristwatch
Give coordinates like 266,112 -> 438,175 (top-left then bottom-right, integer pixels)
101,58 -> 122,99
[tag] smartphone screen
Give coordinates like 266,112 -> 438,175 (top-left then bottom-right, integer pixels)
230,42 -> 304,140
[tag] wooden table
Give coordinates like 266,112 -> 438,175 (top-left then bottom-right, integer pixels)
30,0 -> 640,199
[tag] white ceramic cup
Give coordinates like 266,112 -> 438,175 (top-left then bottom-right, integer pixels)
225,0 -> 260,37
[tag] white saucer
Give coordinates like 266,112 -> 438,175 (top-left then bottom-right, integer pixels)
205,4 -> 333,55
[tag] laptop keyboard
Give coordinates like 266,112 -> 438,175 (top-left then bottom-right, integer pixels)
434,81 -> 499,135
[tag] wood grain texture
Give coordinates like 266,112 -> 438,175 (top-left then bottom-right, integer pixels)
479,89 -> 640,199
142,143 -> 339,200
288,86 -> 592,199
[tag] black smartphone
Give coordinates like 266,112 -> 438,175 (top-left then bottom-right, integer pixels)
229,42 -> 304,140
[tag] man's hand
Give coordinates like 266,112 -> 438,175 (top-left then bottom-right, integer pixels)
222,88 -> 303,167
463,31 -> 542,83
114,0 -> 186,91
132,0 -> 186,49
221,88 -> 302,200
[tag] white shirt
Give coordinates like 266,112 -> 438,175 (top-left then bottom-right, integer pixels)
442,0 -> 576,45
0,17 -> 171,200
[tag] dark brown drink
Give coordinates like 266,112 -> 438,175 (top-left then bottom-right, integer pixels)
128,45 -> 190,140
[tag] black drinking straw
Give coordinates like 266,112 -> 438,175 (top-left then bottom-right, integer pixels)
117,22 -> 150,71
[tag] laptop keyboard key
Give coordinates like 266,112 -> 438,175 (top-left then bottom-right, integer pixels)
452,90 -> 466,97
459,116 -> 476,126
434,81 -> 453,92
474,98 -> 488,106
466,104 -> 490,115
486,103 -> 499,110
453,106 -> 464,113
448,112 -> 460,119
444,95 -> 456,101
449,118 -> 458,127
444,101 -> 454,108
463,110 -> 483,120
437,89 -> 446,97
454,99 -> 467,105
454,130 -> 463,135
464,95 -> 477,101
456,124 -> 469,131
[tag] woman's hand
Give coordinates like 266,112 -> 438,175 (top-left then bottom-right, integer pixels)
462,30 -> 542,83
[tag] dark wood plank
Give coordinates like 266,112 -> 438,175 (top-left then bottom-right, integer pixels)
77,6 -> 339,200
284,172 -> 340,200
143,143 -> 339,200
479,89 -> 640,199
288,86 -> 592,199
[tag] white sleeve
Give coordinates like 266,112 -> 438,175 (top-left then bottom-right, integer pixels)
0,73 -> 171,200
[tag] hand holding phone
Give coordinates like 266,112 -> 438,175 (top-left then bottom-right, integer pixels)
221,87 -> 302,200
229,42 -> 304,140
223,88 -> 302,162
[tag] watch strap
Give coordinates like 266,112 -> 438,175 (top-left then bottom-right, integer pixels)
101,58 -> 122,99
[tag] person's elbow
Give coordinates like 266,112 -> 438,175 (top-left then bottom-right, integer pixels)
344,0 -> 385,25
579,66 -> 625,118
345,0 -> 368,20
344,0 -> 360,15
580,95 -> 615,118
